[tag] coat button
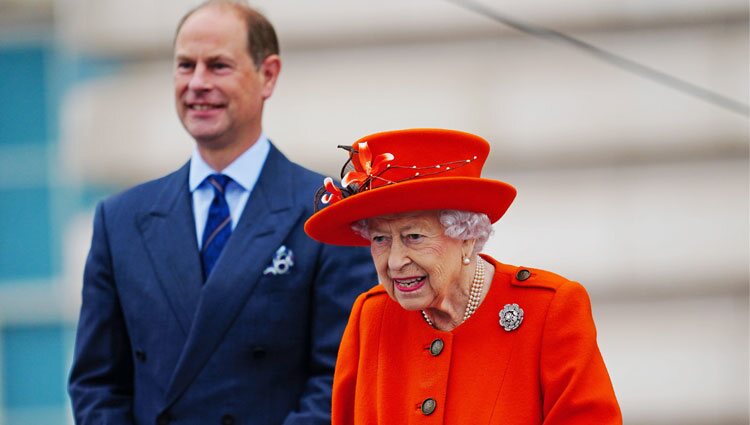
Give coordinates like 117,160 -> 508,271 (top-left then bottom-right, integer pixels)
516,269 -> 531,281
421,398 -> 437,415
221,414 -> 235,425
156,413 -> 170,425
135,350 -> 147,362
429,339 -> 444,356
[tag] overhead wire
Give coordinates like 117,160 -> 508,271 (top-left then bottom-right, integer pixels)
443,0 -> 749,118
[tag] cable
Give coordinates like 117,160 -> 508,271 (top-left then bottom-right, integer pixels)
444,0 -> 749,117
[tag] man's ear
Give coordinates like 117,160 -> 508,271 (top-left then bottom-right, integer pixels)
259,54 -> 281,100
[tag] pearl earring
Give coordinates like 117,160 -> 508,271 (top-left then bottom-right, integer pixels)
462,256 -> 471,265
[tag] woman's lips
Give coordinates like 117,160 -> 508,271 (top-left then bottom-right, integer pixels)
392,276 -> 426,292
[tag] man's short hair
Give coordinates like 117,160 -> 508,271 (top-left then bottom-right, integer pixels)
175,0 -> 280,68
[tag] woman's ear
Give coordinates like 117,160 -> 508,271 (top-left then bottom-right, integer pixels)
461,239 -> 477,258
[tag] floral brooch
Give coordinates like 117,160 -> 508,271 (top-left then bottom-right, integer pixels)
499,303 -> 524,332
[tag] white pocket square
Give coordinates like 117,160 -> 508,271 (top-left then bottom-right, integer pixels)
263,245 -> 294,275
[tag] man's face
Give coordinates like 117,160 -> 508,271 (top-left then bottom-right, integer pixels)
173,6 -> 275,150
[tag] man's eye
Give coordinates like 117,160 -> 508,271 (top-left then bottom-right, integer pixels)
176,62 -> 194,70
211,63 -> 229,70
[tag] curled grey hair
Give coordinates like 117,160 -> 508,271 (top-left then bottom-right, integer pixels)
351,210 -> 493,255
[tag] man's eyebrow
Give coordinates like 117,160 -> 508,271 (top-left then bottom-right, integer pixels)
176,54 -> 236,65
205,54 -> 234,63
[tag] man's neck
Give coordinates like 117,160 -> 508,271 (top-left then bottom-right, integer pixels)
197,133 -> 260,172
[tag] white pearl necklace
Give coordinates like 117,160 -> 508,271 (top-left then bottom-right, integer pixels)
422,257 -> 485,328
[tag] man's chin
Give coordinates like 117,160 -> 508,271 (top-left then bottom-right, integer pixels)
184,125 -> 226,145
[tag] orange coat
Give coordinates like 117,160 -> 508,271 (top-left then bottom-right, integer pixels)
332,255 -> 621,424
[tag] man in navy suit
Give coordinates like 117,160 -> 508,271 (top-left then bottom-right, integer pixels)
68,1 -> 376,424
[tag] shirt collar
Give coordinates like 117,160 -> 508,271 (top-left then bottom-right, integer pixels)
189,134 -> 271,192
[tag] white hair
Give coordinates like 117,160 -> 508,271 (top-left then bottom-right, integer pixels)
351,210 -> 493,255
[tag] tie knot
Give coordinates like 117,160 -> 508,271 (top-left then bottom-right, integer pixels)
206,174 -> 231,194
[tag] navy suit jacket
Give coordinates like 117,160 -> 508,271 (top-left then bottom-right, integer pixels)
69,144 -> 377,425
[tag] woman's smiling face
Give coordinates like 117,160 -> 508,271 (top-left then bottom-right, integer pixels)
367,211 -> 473,311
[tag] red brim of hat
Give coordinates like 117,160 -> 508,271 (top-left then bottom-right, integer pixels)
304,176 -> 517,246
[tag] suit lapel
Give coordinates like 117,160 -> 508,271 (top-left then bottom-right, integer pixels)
163,144 -> 305,407
137,163 -> 203,336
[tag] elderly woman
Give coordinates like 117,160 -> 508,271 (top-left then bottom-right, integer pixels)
305,129 -> 621,424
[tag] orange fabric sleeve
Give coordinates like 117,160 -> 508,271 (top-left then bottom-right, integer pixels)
540,281 -> 622,424
332,291 -> 365,425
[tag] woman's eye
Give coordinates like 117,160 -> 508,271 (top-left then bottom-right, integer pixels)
405,234 -> 423,241
372,235 -> 386,243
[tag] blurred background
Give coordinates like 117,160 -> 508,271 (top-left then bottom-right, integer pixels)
0,0 -> 747,423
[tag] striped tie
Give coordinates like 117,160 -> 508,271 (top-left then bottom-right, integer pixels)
201,174 -> 232,280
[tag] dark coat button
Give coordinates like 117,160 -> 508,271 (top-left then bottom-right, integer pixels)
516,269 -> 531,281
135,350 -> 146,362
252,347 -> 267,359
421,398 -> 437,415
429,339 -> 444,356
156,413 -> 170,425
221,414 -> 235,425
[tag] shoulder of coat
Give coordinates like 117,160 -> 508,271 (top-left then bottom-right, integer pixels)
355,284 -> 391,320
363,284 -> 388,299
496,263 -> 573,291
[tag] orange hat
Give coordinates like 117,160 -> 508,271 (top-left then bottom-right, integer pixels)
304,128 -> 517,246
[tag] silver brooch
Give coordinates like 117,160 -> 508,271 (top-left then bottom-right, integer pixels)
263,245 -> 294,275
499,303 -> 524,331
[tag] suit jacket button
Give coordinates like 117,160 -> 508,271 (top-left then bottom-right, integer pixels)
221,414 -> 235,425
421,398 -> 437,415
156,413 -> 170,425
252,347 -> 267,359
516,269 -> 531,281
135,350 -> 147,362
429,339 -> 444,356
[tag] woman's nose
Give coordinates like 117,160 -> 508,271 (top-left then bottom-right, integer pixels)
387,240 -> 411,271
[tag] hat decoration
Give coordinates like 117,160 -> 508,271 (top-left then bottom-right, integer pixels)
315,141 -> 480,212
317,142 -> 394,207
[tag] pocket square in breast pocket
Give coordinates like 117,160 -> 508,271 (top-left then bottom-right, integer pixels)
263,245 -> 294,275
